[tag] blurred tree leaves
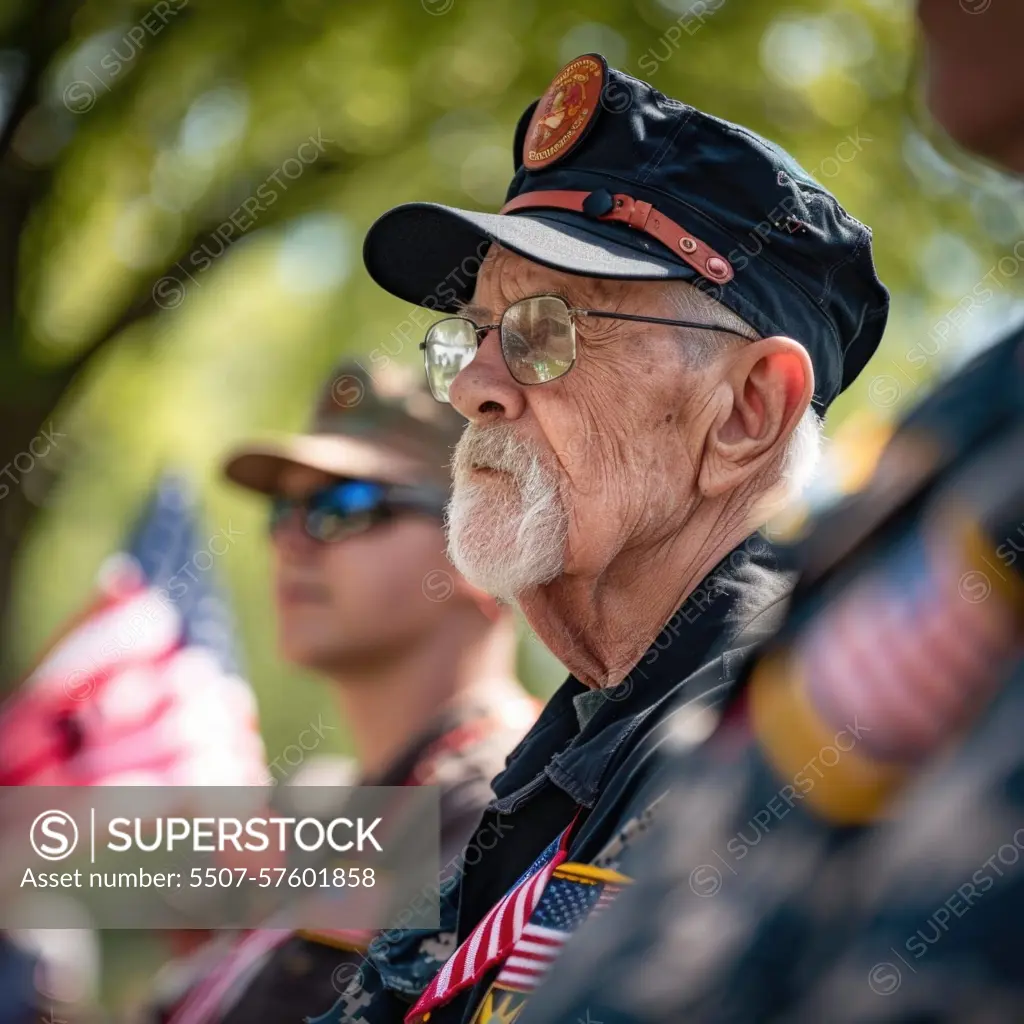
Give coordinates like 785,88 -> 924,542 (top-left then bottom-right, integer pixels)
1,0 -> 1023,753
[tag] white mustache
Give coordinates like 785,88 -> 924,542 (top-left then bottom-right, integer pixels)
452,423 -> 540,482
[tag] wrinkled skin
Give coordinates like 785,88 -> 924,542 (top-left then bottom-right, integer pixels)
448,248 -> 812,687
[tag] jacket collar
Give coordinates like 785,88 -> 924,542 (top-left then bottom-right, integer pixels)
491,532 -> 791,810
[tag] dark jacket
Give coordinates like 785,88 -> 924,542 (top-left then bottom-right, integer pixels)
319,536 -> 792,1023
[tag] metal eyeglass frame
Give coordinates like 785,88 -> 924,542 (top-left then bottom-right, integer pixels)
419,293 -> 751,398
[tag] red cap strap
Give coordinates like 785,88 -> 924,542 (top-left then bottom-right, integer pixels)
500,189 -> 734,283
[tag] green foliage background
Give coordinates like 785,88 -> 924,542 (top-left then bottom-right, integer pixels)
2,0 -> 1024,1012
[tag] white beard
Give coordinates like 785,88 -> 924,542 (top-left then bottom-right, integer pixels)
446,423 -> 568,603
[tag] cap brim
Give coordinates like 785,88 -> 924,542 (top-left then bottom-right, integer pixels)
363,202 -> 693,310
222,435 -> 426,495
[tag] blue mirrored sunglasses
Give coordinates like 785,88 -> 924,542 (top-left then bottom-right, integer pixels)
269,478 -> 446,543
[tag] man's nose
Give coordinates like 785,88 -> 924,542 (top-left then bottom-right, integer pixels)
271,510 -> 322,559
448,329 -> 526,423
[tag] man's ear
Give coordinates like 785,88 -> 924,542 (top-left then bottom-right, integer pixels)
698,336 -> 813,499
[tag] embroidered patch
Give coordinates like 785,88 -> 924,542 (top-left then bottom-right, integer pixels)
469,862 -> 632,1023
405,829 -> 572,1022
522,54 -> 605,171
471,985 -> 530,1023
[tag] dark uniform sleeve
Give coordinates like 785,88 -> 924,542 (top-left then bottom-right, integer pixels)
782,670 -> 1024,1024
522,671 -> 1024,1024
519,579 -> 1021,1022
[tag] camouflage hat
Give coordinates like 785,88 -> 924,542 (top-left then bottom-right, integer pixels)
222,361 -> 466,494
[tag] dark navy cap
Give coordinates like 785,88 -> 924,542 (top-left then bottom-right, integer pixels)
363,53 -> 889,412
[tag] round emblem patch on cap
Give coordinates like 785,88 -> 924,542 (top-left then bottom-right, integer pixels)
522,54 -> 605,171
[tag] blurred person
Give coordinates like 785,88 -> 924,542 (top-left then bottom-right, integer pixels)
503,4 -> 1024,1022
142,362 -> 536,1024
316,52 -> 888,1024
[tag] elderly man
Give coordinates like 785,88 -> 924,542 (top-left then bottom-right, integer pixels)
316,55 -> 887,1024
511,4 -> 1024,1022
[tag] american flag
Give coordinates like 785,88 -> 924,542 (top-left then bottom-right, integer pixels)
493,864 -> 624,993
792,528 -> 1021,761
406,826 -> 574,1022
0,472 -> 266,788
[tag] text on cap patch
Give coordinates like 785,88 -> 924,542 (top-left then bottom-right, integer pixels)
522,54 -> 605,171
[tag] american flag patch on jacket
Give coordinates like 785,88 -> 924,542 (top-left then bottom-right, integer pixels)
405,826 -> 574,1022
495,862 -> 629,991
467,862 -> 631,1023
